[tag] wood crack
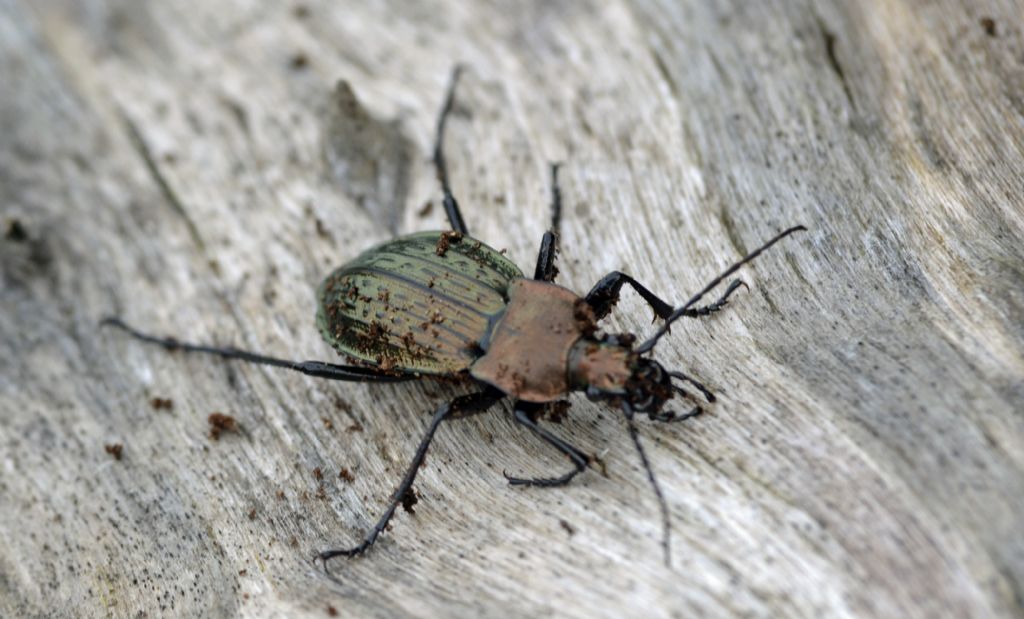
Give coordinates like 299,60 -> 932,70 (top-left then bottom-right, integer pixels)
816,15 -> 855,110
119,110 -> 206,251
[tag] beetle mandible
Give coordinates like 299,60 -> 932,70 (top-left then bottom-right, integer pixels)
103,67 -> 805,567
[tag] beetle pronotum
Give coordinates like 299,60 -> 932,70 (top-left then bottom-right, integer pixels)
103,67 -> 805,567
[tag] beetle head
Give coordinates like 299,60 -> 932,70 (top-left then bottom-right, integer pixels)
569,333 -> 712,416
569,335 -> 678,413
623,357 -> 675,413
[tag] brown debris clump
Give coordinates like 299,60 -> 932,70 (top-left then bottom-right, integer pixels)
400,487 -> 419,514
435,231 -> 463,256
364,321 -> 390,343
104,443 -> 124,460
208,412 -> 239,440
545,400 -> 571,424
149,397 -> 173,410
980,17 -> 996,36
572,299 -> 598,337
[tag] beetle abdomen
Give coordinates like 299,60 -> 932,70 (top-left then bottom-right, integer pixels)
317,231 -> 523,375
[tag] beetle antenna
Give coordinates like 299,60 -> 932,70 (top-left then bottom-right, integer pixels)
668,371 -> 715,403
549,162 -> 563,233
434,65 -> 469,235
100,318 -> 414,382
636,225 -> 806,354
623,403 -> 671,566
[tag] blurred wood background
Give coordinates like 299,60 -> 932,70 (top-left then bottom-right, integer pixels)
2,1 -> 1022,617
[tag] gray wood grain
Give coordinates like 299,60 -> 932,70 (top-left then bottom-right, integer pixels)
2,0 -> 1022,617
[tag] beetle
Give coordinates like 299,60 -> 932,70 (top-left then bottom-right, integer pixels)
102,67 -> 805,567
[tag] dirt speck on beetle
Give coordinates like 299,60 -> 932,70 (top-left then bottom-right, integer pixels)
104,443 -> 124,460
401,487 -> 419,514
435,230 -> 463,256
546,400 -> 571,424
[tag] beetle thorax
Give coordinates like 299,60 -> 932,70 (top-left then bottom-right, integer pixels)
568,339 -> 634,395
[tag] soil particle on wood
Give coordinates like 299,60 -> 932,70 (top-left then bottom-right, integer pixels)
208,413 -> 239,440
104,443 -> 124,460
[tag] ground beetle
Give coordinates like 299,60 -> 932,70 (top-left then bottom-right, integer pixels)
103,68 -> 805,567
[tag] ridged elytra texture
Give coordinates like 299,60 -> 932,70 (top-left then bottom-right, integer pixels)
316,231 -> 523,374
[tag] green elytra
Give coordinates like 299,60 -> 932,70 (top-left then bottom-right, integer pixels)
316,231 -> 522,375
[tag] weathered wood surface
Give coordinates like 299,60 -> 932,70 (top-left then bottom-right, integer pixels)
2,1 -> 1022,617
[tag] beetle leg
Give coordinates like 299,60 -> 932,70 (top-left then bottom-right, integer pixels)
668,370 -> 716,403
319,388 -> 503,566
533,231 -> 558,282
504,402 -> 592,487
677,279 -> 747,317
584,274 -> 747,322
432,65 -> 469,235
584,272 -> 675,321
101,318 -> 414,383
648,406 -> 702,423
533,163 -> 563,282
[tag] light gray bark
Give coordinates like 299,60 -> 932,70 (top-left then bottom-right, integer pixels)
2,1 -> 1022,617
